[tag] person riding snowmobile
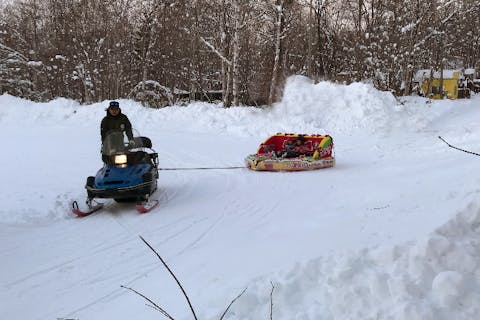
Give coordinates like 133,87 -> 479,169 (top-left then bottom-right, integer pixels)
100,101 -> 135,160
101,100 -> 134,144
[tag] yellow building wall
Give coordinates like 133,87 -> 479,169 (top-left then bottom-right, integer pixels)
421,72 -> 459,99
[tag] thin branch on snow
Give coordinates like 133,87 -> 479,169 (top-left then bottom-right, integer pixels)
270,281 -> 275,320
139,235 -> 199,320
120,285 -> 175,320
124,236 -> 250,320
145,303 -> 162,312
219,287 -> 248,320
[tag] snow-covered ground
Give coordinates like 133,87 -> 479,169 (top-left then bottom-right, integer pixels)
2,76 -> 480,320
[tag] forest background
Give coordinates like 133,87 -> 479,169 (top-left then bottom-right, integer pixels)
0,0 -> 479,107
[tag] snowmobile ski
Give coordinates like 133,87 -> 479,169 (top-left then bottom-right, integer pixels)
72,200 -> 104,217
136,200 -> 159,214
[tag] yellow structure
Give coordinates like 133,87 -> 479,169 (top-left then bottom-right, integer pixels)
415,69 -> 460,99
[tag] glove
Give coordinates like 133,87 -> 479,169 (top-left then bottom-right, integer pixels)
128,140 -> 135,147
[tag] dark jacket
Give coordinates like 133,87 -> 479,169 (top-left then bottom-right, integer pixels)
100,109 -> 133,142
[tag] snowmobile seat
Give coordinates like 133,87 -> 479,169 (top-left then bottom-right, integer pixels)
128,151 -> 150,164
133,136 -> 152,148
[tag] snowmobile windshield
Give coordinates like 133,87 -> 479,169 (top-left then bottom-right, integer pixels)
101,128 -> 148,156
102,131 -> 128,156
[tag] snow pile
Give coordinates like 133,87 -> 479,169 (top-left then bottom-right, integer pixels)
0,95 -> 93,125
274,76 -> 403,134
2,78 -> 478,140
220,201 -> 480,320
0,77 -> 410,137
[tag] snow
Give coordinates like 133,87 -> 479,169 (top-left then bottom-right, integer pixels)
1,76 -> 480,319
414,69 -> 460,81
464,68 -> 476,75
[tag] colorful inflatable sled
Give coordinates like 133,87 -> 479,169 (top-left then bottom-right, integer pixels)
245,133 -> 335,171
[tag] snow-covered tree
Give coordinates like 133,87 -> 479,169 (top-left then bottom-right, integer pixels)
1,0 -> 479,104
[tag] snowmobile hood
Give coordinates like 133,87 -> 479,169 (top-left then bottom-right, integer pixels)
94,163 -> 152,189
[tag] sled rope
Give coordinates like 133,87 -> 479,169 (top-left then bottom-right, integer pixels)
438,136 -> 480,157
158,166 -> 244,171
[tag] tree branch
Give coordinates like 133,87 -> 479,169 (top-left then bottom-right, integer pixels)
219,287 -> 248,320
139,235 -> 198,320
199,36 -> 232,66
120,285 -> 175,320
270,281 -> 275,320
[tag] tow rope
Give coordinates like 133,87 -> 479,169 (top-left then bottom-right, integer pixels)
158,166 -> 245,171
438,136 -> 480,157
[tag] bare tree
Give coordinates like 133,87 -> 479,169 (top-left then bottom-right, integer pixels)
220,0 -> 232,107
231,0 -> 248,106
1,0 -> 479,104
267,0 -> 293,105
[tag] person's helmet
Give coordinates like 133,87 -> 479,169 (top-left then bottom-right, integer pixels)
296,135 -> 305,142
109,101 -> 120,108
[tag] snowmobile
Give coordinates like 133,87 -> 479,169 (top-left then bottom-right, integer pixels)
72,130 -> 159,217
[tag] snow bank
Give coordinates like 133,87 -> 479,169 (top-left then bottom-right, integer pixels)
0,94 -> 133,129
219,201 -> 480,320
0,78 -> 425,137
2,78 -> 479,140
274,75 -> 403,134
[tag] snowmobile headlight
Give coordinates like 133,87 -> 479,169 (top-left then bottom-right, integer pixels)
114,154 -> 127,165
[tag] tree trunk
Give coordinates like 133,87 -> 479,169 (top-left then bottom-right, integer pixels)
221,0 -> 232,107
231,0 -> 242,106
268,0 -> 285,105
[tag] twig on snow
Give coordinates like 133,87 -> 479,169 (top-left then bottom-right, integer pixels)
270,281 -> 275,320
120,285 -> 175,320
124,236 -> 252,320
139,235 -> 198,320
219,287 -> 248,320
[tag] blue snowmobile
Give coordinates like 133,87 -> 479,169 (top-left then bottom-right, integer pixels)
72,131 -> 159,217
